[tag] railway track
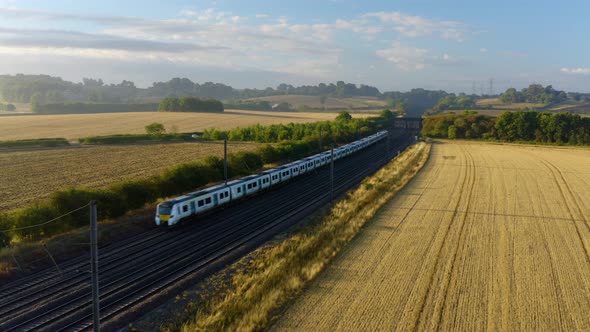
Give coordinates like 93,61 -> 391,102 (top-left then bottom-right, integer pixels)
0,131 -> 417,331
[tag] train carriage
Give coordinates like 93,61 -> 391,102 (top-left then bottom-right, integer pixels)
156,130 -> 389,226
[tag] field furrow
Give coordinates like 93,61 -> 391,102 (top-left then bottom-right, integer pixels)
273,141 -> 590,331
0,142 -> 262,210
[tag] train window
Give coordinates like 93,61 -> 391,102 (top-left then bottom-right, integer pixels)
253,182 -> 257,187
237,187 -> 242,193
206,197 -> 212,204
198,200 -> 204,207
183,205 -> 188,212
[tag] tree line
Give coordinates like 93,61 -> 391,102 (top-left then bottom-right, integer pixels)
0,102 -> 16,111
499,84 -> 567,105
422,110 -> 590,144
428,95 -> 476,114
201,110 -> 396,143
158,97 -> 224,113
0,74 -> 450,116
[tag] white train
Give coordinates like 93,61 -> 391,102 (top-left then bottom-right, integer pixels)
155,131 -> 388,226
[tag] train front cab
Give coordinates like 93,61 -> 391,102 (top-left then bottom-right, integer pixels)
156,201 -> 176,226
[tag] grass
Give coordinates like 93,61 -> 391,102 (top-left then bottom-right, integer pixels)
0,109 -> 370,141
0,142 -> 262,210
170,142 -> 430,331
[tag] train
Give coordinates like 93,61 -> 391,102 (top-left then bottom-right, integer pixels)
155,130 -> 388,226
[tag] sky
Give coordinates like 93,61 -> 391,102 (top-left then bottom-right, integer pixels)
0,0 -> 589,93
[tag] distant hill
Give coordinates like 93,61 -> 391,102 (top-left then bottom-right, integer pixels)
0,74 -> 451,117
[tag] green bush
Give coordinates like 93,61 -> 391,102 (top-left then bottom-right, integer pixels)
159,97 -> 224,113
0,138 -> 70,148
33,103 -> 158,114
111,179 -> 159,210
79,133 -> 195,145
158,162 -> 221,197
229,151 -> 264,176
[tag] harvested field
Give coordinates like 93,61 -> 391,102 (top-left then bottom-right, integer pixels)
243,95 -> 387,110
0,109 -> 367,141
274,141 -> 590,331
0,141 -> 262,210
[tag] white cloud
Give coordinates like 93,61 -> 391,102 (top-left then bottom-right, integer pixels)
0,6 -> 474,83
376,43 -> 429,70
560,67 -> 590,75
364,11 -> 468,42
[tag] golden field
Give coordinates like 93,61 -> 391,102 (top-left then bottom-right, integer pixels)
275,141 -> 590,331
0,109 -> 367,141
0,141 -> 261,210
244,95 -> 388,110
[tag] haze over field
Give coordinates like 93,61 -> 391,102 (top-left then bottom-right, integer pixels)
0,1 -> 589,93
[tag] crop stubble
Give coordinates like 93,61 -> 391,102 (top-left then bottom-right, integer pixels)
274,141 -> 590,331
0,142 -> 261,210
0,110 -> 366,141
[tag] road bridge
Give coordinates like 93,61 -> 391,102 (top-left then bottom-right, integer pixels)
392,117 -> 423,130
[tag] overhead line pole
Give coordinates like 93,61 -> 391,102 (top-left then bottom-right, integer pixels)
224,139 -> 228,185
319,127 -> 322,153
89,201 -> 100,332
330,145 -> 334,202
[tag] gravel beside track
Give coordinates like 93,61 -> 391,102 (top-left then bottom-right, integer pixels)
0,130 -> 417,331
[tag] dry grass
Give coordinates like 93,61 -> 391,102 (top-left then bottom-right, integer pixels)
176,142 -> 430,332
243,95 -> 387,110
0,109 -> 369,141
275,141 -> 590,331
0,142 -> 262,210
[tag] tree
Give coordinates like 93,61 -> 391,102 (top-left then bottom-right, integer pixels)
319,95 -> 327,110
447,125 -> 458,139
336,111 -> 352,122
379,109 -> 396,121
145,123 -> 166,136
31,94 -> 41,113
273,102 -> 293,112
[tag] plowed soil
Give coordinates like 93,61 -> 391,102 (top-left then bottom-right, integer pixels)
274,141 -> 590,331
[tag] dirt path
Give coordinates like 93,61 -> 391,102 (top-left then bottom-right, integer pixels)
273,141 -> 590,331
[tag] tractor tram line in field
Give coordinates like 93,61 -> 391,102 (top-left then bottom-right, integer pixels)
0,131 -> 417,331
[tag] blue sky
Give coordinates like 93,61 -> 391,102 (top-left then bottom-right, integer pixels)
0,0 -> 589,93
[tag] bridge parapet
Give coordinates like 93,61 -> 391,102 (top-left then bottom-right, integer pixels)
392,117 -> 423,130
